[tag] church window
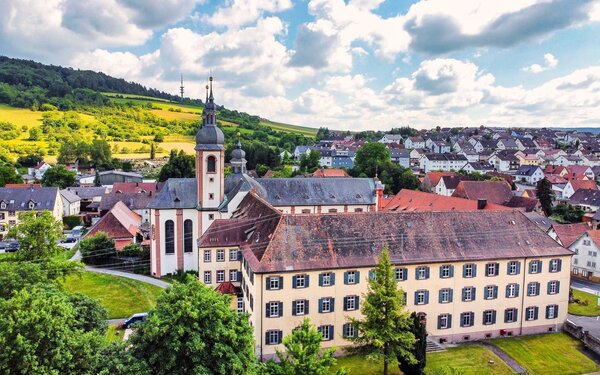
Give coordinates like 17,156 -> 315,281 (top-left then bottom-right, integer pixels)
209,193 -> 214,200
165,220 -> 175,254
183,219 -> 193,253
207,156 -> 216,173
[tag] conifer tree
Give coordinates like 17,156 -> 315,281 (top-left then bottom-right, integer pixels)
536,177 -> 554,216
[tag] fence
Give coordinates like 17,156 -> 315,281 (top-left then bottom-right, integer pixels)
564,320 -> 600,357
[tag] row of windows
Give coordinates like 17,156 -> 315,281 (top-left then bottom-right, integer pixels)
203,270 -> 240,284
413,281 -> 561,305
266,323 -> 357,345
265,262 -> 562,290
203,249 -> 240,262
164,219 -> 194,254
266,296 -> 359,318
438,305 -> 559,329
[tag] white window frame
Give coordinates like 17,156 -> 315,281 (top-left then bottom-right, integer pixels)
295,300 -> 306,315
237,297 -> 244,313
395,268 -> 405,281
322,272 -> 332,286
486,263 -> 497,276
229,270 -> 238,282
507,284 -> 517,298
440,289 -> 450,303
346,296 -> 357,311
485,285 -> 495,300
204,271 -> 212,284
322,298 -> 331,313
550,259 -> 559,272
464,287 -> 473,302
296,274 -> 306,288
508,261 -> 518,275
319,325 -> 332,341
548,281 -> 558,294
505,309 -> 516,323
204,250 -> 211,262
441,265 -> 451,278
484,310 -> 494,325
344,324 -> 356,338
526,307 -> 535,321
464,264 -> 473,278
528,282 -> 538,296
269,277 -> 280,290
268,330 -> 279,345
461,313 -> 472,327
269,302 -> 280,317
229,249 -> 239,261
439,314 -> 449,329
416,290 -> 426,305
530,261 -> 539,274
216,249 -> 225,262
347,271 -> 356,284
417,267 -> 427,280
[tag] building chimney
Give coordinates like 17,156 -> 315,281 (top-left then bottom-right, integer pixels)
477,199 -> 487,210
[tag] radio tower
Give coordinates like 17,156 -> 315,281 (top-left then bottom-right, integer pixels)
179,74 -> 184,102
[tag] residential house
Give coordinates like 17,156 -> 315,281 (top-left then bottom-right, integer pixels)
516,152 -> 542,166
78,171 -> 143,186
199,192 -> 571,358
569,230 -> 600,282
293,146 -> 312,160
419,154 -> 468,173
85,201 -> 143,250
410,149 -> 426,167
378,134 -> 403,144
27,162 -> 51,180
555,155 -> 583,166
420,172 -> 456,193
60,189 -> 81,216
405,137 -> 426,149
516,138 -> 538,151
434,175 -> 468,196
99,182 -> 163,223
431,140 -> 451,154
562,180 -> 598,200
488,151 -> 519,172
452,181 -> 513,205
564,166 -> 594,181
0,187 -> 62,240
461,162 -> 494,174
497,138 -> 519,150
514,166 -> 545,185
568,189 -> 600,212
390,149 -> 410,168
549,223 -> 591,248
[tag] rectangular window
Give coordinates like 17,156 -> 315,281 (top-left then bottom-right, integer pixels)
483,310 -> 496,325
484,285 -> 497,300
463,264 -> 475,278
346,271 -> 357,284
506,283 -> 518,298
321,272 -> 332,286
507,261 -> 520,275
549,259 -> 561,273
343,323 -> 356,338
439,288 -> 452,303
547,281 -> 559,295
237,297 -> 244,313
526,307 -> 538,321
267,330 -> 282,345
203,271 -> 212,284
415,290 -> 428,305
204,250 -> 211,262
416,266 -> 430,280
527,282 -> 539,296
318,325 -> 333,341
505,308 -> 517,323
529,260 -> 541,274
229,249 -> 239,261
485,263 -> 498,276
546,305 -> 558,319
216,270 -> 225,283
269,302 -> 280,318
462,287 -> 475,302
344,296 -> 358,311
229,270 -> 238,282
438,314 -> 451,329
395,267 -> 407,281
216,249 -> 225,262
460,312 -> 473,327
295,275 -> 306,288
301,209 -> 311,214
440,265 -> 453,278
294,300 -> 306,316
268,277 -> 281,290
320,297 -> 332,313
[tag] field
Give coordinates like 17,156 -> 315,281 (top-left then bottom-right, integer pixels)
569,289 -> 600,316
488,332 -> 599,375
331,345 -> 513,375
62,271 -> 163,319
0,93 -> 317,162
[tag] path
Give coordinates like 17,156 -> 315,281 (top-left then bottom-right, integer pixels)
479,342 -> 527,374
85,266 -> 170,289
572,279 -> 600,294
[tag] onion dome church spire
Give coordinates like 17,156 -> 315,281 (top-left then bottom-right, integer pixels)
195,76 -> 224,151
230,132 -> 247,174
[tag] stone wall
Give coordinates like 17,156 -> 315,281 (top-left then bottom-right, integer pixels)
564,319 -> 600,357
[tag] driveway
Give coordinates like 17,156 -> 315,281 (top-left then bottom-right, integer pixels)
85,266 -> 170,289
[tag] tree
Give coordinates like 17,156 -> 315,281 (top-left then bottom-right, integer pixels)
347,246 -> 416,375
94,343 -> 151,375
268,318 -> 347,375
67,293 -> 108,332
28,127 -> 41,140
8,211 -> 63,261
78,232 -> 117,265
150,143 -> 156,160
94,170 -> 101,187
398,312 -> 427,375
42,165 -> 76,188
90,139 -> 113,169
353,143 -> 391,177
299,149 -> 321,173
128,275 -> 256,374
158,150 -> 195,182
16,153 -> 43,167
0,164 -> 23,186
536,178 -> 554,216
0,260 -> 82,299
0,286 -> 105,374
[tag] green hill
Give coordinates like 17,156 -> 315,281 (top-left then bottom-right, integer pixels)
0,56 -> 316,164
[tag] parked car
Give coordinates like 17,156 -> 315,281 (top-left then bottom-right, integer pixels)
5,241 -> 19,252
122,313 -> 148,329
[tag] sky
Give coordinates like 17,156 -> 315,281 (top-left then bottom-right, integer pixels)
1,0 -> 600,131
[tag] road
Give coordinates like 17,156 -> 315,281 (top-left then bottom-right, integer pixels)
568,314 -> 600,337
572,279 -> 600,294
85,266 -> 170,288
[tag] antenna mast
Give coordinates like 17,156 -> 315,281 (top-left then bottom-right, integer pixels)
180,74 -> 184,101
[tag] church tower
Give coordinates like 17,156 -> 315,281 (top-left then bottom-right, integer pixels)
195,76 -> 224,212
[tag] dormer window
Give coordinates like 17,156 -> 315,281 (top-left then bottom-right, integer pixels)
28,201 -> 35,210
0,201 -> 5,210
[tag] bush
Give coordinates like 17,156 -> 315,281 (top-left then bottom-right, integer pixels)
63,216 -> 82,230
170,269 -> 199,283
78,233 -> 116,265
120,243 -> 143,257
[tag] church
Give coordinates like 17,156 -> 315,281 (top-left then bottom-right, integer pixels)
148,78 -> 384,277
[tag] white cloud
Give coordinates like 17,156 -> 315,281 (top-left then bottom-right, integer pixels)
205,0 -> 292,29
522,53 -> 559,73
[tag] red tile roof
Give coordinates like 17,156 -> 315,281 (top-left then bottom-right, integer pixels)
552,222 -> 592,247
452,181 -> 513,205
86,201 -> 141,246
424,171 -> 456,187
383,190 -> 510,212
565,166 -> 592,181
215,282 -> 241,295
112,182 -> 164,194
311,168 -> 350,178
568,180 -> 598,192
544,174 -> 567,184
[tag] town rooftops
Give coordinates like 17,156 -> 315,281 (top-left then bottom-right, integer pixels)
515,165 -> 541,177
66,187 -> 109,200
0,187 -> 59,211
86,201 -> 142,246
551,222 -> 592,247
423,153 -> 468,161
569,188 -> 600,207
199,193 -> 571,273
60,189 -> 81,203
452,181 -> 513,205
311,168 -> 350,178
383,189 -> 510,212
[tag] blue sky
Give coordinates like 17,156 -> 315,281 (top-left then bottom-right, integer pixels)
1,0 -> 600,130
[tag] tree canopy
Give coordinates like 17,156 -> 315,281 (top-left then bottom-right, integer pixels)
42,165 -> 76,188
8,211 -> 63,261
158,150 -> 195,182
536,178 -> 554,216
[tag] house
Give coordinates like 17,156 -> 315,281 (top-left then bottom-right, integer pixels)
293,146 -> 312,160
496,138 -> 519,150
555,155 -> 583,166
434,175 -> 467,196
310,169 -> 350,178
488,151 -> 519,172
461,162 -> 494,174
568,189 -> 600,212
378,134 -> 403,144
27,162 -> 51,180
78,171 -> 143,187
0,187 -> 62,240
419,153 -> 468,173
382,189 -> 510,211
85,201 -> 143,250
562,180 -> 598,200
331,155 -> 354,169
404,137 -> 426,149
420,171 -> 457,193
409,149 -> 426,167
99,182 -> 163,223
60,189 -> 81,216
452,181 -> 513,205
514,166 -> 545,185
545,165 -> 568,178
516,153 -> 542,166
569,230 -> 600,283
318,149 -> 334,167
431,140 -> 451,154
564,166 -> 594,181
523,212 -> 556,232
199,192 -> 571,358
516,138 -> 538,150
458,149 -> 480,163
390,149 -> 410,168
65,187 -> 109,212
549,223 -> 591,247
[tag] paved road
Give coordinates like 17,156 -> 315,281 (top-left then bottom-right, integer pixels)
85,266 -> 170,289
573,279 -> 600,294
568,314 -> 600,337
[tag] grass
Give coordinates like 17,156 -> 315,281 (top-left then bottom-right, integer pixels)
330,345 -> 513,375
489,332 -> 599,375
0,104 -> 43,126
569,289 -> 600,316
104,324 -> 124,344
62,271 -> 163,319
53,246 -> 77,261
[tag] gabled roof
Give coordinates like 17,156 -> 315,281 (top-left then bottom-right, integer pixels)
424,172 -> 456,187
86,201 -> 141,240
515,165 -> 542,177
452,181 -> 513,205
60,189 -> 81,203
311,169 -> 350,178
439,175 -> 467,190
148,178 -> 197,209
522,212 -> 556,232
383,189 -> 510,212
0,187 -> 59,211
569,188 -> 600,207
66,187 -> 109,200
552,222 -> 591,247
567,180 -> 598,192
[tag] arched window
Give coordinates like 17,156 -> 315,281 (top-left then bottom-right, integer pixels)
165,220 -> 175,254
207,156 -> 216,173
184,219 -> 193,253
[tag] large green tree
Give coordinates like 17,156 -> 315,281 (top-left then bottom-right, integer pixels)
78,232 -> 117,265
398,312 -> 427,375
0,164 -> 22,186
128,275 -> 256,374
347,247 -> 416,375
299,149 -> 321,173
158,150 -> 195,181
0,286 -> 105,374
42,165 -> 76,188
0,260 -> 81,299
267,318 -> 346,375
536,177 -> 554,216
353,142 -> 391,177
8,211 -> 63,261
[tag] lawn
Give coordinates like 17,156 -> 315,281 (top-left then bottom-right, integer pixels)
62,271 -> 163,319
104,323 -> 125,344
0,104 -> 43,126
489,332 -> 599,375
330,345 -> 513,375
569,289 -> 600,316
